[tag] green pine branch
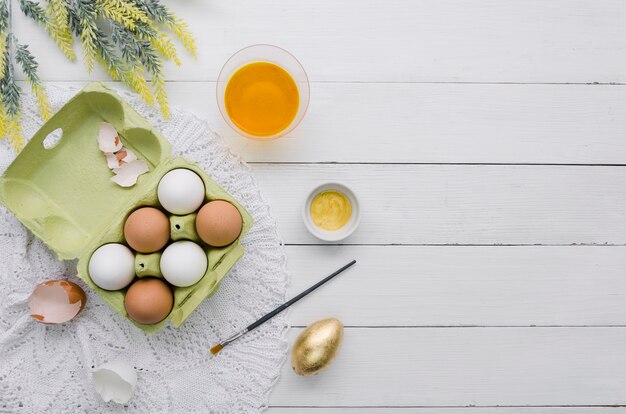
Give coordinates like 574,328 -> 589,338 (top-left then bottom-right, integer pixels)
0,34 -> 19,117
18,0 -> 46,24
0,0 -> 8,33
0,0 -> 197,150
15,42 -> 39,83
15,41 -> 51,120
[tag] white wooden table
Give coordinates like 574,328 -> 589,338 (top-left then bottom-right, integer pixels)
14,0 -> 626,412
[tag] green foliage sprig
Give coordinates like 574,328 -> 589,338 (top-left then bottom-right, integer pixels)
0,0 -> 196,151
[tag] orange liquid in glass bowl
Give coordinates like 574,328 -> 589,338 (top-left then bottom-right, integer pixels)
224,62 -> 300,138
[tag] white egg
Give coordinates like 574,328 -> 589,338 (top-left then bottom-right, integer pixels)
88,243 -> 135,290
157,169 -> 205,215
160,241 -> 207,287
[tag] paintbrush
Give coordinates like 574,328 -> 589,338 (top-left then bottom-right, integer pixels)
210,259 -> 356,355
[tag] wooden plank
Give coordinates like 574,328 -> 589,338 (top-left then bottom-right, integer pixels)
28,81 -> 626,165
250,164 -> 626,245
269,328 -> 626,406
12,1 -> 626,83
269,410 -> 626,413
172,82 -> 626,165
285,245 -> 626,327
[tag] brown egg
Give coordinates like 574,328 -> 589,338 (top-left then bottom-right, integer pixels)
124,278 -> 173,324
195,200 -> 243,247
124,207 -> 170,253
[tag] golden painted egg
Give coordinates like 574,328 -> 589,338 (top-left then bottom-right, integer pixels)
291,318 -> 344,376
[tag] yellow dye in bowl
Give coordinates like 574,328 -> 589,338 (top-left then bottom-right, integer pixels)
225,62 -> 299,137
310,190 -> 352,231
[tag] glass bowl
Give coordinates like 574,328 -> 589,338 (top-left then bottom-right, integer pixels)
216,44 -> 310,141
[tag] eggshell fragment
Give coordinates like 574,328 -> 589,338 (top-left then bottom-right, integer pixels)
106,153 -> 120,169
111,159 -> 149,187
92,360 -> 137,404
98,123 -> 123,153
106,148 -> 137,169
28,280 -> 86,324
97,121 -> 147,187
120,148 -> 137,163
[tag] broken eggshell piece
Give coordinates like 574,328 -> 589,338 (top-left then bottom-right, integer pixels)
97,122 -> 148,187
28,280 -> 86,324
97,122 -> 123,153
106,148 -> 137,169
111,159 -> 149,187
92,360 -> 138,404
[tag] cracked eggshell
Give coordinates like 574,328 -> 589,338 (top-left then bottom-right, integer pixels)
98,123 -> 123,153
106,153 -> 121,169
107,148 -> 138,169
28,280 -> 86,324
111,159 -> 149,187
92,360 -> 137,404
121,148 -> 137,163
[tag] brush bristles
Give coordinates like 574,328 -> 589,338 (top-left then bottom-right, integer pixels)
210,343 -> 223,355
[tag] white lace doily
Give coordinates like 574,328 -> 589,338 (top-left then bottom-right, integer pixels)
0,84 -> 289,413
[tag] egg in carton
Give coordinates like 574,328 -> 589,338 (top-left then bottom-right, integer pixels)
0,82 -> 253,333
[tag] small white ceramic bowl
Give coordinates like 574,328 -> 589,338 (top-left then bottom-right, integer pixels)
303,183 -> 360,242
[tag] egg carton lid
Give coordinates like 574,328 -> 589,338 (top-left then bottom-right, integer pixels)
0,82 -> 172,260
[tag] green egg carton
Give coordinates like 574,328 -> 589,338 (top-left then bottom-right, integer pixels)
0,82 -> 252,333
